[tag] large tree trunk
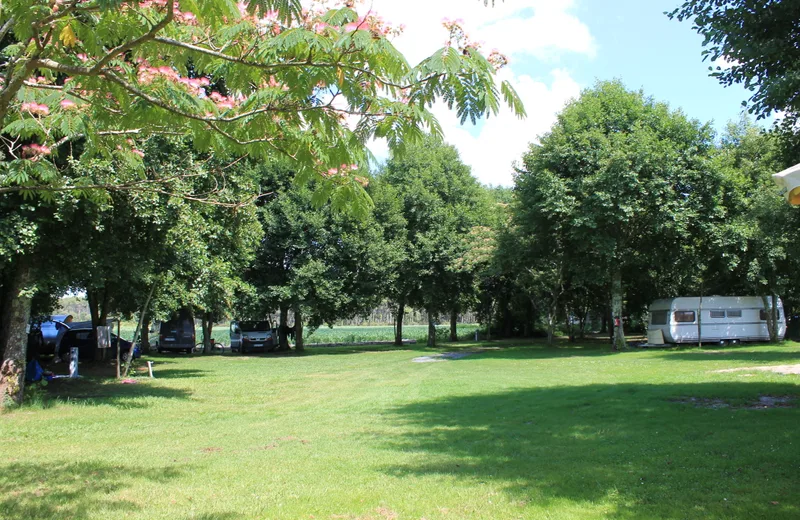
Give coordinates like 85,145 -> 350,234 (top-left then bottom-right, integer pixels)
486,299 -> 494,341
294,304 -> 304,352
449,307 -> 458,342
761,294 -> 780,342
394,297 -> 405,346
202,312 -> 213,354
141,316 -> 151,354
600,313 -> 608,334
0,271 -> 14,361
87,289 -> 99,329
611,268 -> 625,351
546,303 -> 556,346
427,309 -> 436,347
277,305 -> 290,351
0,259 -> 33,407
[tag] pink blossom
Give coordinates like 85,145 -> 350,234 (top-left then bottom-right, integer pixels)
21,144 -> 51,158
77,53 -> 88,62
132,149 -> 145,158
60,99 -> 76,109
21,102 -> 50,116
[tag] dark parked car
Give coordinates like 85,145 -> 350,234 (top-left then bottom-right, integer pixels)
157,314 -> 195,354
57,322 -> 141,362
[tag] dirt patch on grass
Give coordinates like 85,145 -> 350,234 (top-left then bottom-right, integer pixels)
412,350 -> 483,363
714,364 -> 800,375
671,395 -> 795,410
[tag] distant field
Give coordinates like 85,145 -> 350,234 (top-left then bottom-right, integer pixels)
120,323 -> 481,346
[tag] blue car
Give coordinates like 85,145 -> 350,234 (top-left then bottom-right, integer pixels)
28,315 -> 68,354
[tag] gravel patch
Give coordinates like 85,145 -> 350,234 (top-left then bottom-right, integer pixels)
714,364 -> 800,375
670,395 -> 795,410
412,351 -> 482,363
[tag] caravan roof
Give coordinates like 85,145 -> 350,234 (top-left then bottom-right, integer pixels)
649,296 -> 779,312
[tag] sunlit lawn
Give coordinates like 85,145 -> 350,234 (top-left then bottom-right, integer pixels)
2,340 -> 800,519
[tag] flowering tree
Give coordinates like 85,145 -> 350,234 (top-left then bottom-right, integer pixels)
0,0 -> 524,405
0,0 -> 522,202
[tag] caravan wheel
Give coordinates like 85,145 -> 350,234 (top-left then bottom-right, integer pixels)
718,340 -> 729,346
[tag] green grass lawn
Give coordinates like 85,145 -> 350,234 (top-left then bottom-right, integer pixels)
3,340 -> 800,519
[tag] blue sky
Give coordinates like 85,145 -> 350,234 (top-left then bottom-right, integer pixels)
564,0 -> 752,129
365,0 -> 760,186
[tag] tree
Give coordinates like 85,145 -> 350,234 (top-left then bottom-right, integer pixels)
379,136 -> 488,347
514,80 -> 717,350
0,0 -> 524,405
704,119 -> 799,341
669,0 -> 800,121
247,168 -> 397,352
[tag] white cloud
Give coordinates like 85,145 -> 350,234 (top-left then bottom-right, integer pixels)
367,0 -> 595,65
358,0 -> 592,185
435,69 -> 581,186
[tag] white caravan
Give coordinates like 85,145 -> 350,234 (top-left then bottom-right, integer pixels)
647,296 -> 786,345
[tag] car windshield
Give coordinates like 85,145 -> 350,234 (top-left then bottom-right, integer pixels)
160,319 -> 193,335
239,321 -> 270,332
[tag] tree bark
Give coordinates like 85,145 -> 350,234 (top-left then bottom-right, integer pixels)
772,294 -> 780,342
611,268 -> 625,351
600,313 -> 608,334
394,297 -> 405,346
486,299 -> 493,341
202,312 -> 213,354
98,288 -> 109,361
141,316 -> 151,354
761,294 -> 779,342
277,305 -> 290,351
87,289 -> 99,328
427,309 -> 436,347
449,307 -> 458,342
0,258 -> 33,407
294,304 -> 304,352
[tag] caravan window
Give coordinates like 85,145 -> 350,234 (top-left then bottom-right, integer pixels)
674,311 -> 695,323
650,310 -> 668,325
759,310 -> 768,321
709,310 -> 725,319
727,309 -> 742,318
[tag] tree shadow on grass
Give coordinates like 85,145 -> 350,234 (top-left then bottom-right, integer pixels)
0,460 -> 184,519
381,381 -> 800,519
42,376 -> 192,408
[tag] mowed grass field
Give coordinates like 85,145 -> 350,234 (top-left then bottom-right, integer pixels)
3,340 -> 800,519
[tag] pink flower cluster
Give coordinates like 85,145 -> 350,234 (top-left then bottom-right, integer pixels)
323,163 -> 359,177
21,144 -> 51,158
487,49 -> 509,71
27,76 -> 51,85
133,1 -> 197,26
343,14 -> 402,37
137,63 -> 211,96
60,99 -> 77,109
441,18 -> 507,68
21,102 -> 50,116
209,91 -> 239,110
